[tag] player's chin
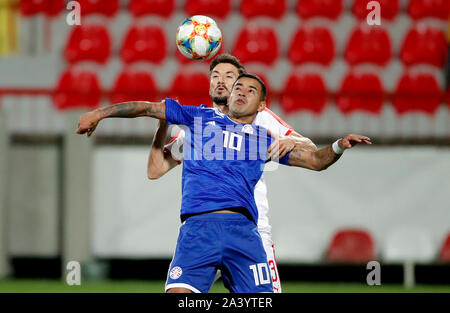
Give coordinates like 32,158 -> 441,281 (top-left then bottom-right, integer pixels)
230,108 -> 247,117
211,95 -> 228,105
213,90 -> 229,98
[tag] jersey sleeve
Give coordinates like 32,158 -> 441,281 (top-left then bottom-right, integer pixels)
279,151 -> 292,166
164,129 -> 185,164
260,108 -> 294,136
165,98 -> 202,126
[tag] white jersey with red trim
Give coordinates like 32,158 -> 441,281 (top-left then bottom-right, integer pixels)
164,108 -> 294,235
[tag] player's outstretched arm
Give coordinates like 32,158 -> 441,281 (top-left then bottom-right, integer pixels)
290,131 -> 318,152
267,131 -> 318,160
76,100 -> 166,137
287,134 -> 371,171
147,120 -> 179,180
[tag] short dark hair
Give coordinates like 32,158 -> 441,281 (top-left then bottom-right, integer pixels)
209,54 -> 246,76
232,73 -> 267,101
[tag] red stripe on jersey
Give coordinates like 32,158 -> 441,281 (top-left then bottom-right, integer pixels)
168,130 -> 183,144
271,244 -> 281,283
263,108 -> 294,136
164,130 -> 183,164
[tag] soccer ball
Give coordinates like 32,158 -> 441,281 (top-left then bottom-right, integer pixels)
176,15 -> 222,60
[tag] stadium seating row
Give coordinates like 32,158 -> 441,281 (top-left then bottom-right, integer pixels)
327,229 -> 450,264
19,0 -> 450,21
53,67 -> 448,116
14,0 -> 449,118
62,23 -> 448,67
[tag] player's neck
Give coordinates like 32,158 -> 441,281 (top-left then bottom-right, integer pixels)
227,113 -> 257,124
213,103 -> 229,115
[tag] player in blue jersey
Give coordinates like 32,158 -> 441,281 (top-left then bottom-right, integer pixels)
148,54 -> 318,293
77,74 -> 371,293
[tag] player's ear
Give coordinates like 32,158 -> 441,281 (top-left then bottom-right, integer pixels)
257,100 -> 266,112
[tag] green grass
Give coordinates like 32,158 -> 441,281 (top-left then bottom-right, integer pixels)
1,279 -> 450,293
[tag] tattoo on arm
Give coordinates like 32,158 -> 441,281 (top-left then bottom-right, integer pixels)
288,146 -> 307,167
98,101 -> 165,120
313,145 -> 341,170
289,145 -> 341,171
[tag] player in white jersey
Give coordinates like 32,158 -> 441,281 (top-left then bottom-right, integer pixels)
147,54 -> 318,293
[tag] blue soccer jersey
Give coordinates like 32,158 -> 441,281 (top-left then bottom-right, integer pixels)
164,98 -> 290,224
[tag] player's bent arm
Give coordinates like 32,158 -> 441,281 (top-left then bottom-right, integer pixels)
288,145 -> 340,171
147,120 -> 179,180
289,130 -> 318,152
77,100 -> 166,136
287,134 -> 371,171
269,131 -> 318,160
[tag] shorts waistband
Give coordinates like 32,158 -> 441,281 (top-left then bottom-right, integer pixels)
183,211 -> 252,223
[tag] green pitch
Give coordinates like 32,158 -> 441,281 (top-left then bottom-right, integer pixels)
1,279 -> 450,293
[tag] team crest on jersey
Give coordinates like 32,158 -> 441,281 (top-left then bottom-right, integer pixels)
170,266 -> 183,279
241,124 -> 254,135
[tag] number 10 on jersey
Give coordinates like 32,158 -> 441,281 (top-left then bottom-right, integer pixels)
223,130 -> 243,152
249,263 -> 271,286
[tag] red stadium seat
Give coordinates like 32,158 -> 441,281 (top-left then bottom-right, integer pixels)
281,72 -> 327,115
288,26 -> 335,66
64,25 -> 111,64
327,229 -> 375,263
53,68 -> 101,110
76,0 -> 119,17
393,71 -> 442,115
240,0 -> 287,19
169,71 -> 211,107
20,0 -> 44,16
129,0 -> 175,17
345,25 -> 391,66
337,70 -> 384,115
232,25 -> 279,65
110,69 -> 158,104
296,0 -> 343,20
184,0 -> 231,20
20,0 -> 64,17
20,0 -> 43,16
408,0 -> 450,21
120,25 -> 167,64
440,233 -> 450,262
352,0 -> 399,21
400,26 -> 447,68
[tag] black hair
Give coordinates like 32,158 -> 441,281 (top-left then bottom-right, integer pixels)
232,73 -> 267,101
209,54 -> 246,76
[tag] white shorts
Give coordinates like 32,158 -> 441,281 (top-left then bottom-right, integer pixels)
260,231 -> 282,293
214,230 -> 282,293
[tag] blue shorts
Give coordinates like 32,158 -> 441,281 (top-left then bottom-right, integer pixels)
165,212 -> 273,293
